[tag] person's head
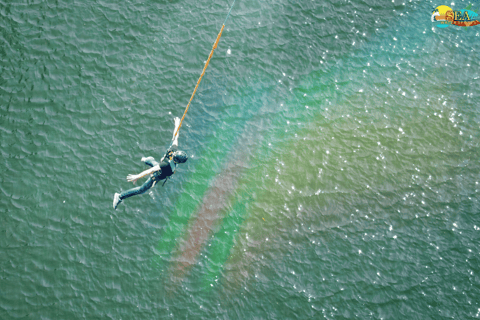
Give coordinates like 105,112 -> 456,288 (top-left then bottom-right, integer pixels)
173,150 -> 188,164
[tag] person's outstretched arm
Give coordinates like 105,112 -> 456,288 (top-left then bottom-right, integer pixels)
172,117 -> 181,147
127,165 -> 160,184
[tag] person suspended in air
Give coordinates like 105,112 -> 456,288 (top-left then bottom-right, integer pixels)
113,117 -> 188,209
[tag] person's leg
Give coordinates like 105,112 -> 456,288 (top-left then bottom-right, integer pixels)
141,157 -> 159,167
114,176 -> 158,209
119,176 -> 155,201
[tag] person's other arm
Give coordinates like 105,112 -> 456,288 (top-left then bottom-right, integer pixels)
172,117 -> 181,147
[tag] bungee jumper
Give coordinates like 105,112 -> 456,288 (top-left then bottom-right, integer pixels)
113,117 -> 187,209
112,0 -> 236,209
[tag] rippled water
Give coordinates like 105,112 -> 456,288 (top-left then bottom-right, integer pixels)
1,0 -> 480,318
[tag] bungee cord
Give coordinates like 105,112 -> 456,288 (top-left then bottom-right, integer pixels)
171,0 -> 237,143
127,0 -> 237,184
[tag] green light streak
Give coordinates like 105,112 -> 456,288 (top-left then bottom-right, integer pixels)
199,10 -> 449,289
152,76 -> 275,272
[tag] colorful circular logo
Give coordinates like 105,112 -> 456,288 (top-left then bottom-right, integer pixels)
432,5 -> 453,28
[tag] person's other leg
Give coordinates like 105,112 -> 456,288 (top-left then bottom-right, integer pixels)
119,177 -> 155,201
141,157 -> 159,167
